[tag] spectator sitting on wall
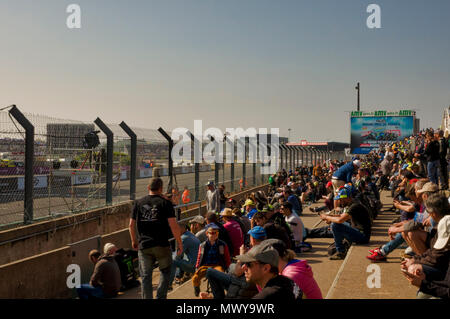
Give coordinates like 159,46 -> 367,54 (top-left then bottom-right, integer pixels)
76,243 -> 122,299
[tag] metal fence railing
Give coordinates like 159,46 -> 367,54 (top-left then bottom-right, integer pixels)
0,105 -> 345,229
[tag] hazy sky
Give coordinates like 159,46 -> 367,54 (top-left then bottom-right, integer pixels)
1,0 -> 449,143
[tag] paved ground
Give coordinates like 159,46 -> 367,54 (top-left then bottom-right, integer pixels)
115,190 -> 420,300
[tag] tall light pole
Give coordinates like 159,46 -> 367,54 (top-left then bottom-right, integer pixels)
355,82 -> 360,111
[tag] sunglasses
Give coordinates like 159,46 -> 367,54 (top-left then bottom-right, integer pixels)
242,261 -> 261,268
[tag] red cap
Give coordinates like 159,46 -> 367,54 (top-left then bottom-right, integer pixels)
326,181 -> 333,188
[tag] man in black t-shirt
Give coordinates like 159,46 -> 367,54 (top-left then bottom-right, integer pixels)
319,187 -> 372,260
129,178 -> 183,299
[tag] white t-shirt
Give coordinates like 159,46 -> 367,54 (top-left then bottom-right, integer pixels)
285,213 -> 304,244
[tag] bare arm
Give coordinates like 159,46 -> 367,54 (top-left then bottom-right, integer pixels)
320,212 -> 351,224
129,218 -> 138,250
168,217 -> 183,256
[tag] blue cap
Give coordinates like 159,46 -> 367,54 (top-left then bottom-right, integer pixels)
334,187 -> 350,201
248,226 -> 267,240
205,223 -> 220,231
402,164 -> 409,170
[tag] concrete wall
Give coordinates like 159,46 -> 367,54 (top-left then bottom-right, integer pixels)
0,184 -> 269,298
0,247 -> 72,299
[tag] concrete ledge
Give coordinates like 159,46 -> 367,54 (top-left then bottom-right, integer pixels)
0,246 -> 72,299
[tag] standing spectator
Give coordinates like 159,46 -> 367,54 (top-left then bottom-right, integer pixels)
206,181 -> 220,213
218,184 -> 227,212
423,131 -> 440,185
181,186 -> 191,205
438,130 -> 449,190
331,160 -> 361,195
128,178 -> 183,299
220,208 -> 244,257
76,243 -> 122,299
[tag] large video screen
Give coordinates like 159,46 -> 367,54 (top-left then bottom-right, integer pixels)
350,116 -> 414,154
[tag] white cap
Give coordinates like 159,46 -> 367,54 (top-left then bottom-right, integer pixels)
353,160 -> 362,167
103,243 -> 117,255
434,215 -> 450,250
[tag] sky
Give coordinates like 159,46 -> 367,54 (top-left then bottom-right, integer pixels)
1,0 -> 449,143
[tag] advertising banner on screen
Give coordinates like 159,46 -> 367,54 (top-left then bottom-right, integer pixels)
351,114 -> 414,154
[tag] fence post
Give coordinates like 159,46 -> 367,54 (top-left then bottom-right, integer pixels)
94,118 -> 114,205
253,135 -> 257,187
158,127 -> 174,193
9,105 -> 34,224
209,136 -> 220,187
224,136 -> 235,193
119,121 -> 137,200
188,131 -> 200,201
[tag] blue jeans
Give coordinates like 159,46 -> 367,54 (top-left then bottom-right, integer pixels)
138,246 -> 173,299
381,233 -> 405,256
206,267 -> 234,299
76,284 -> 104,299
170,253 -> 196,284
427,160 -> 440,185
331,222 -> 370,253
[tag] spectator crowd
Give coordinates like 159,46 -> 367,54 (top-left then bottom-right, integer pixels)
77,127 -> 450,300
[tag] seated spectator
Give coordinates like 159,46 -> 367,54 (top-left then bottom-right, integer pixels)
189,215 -> 207,242
169,223 -> 201,288
206,212 -> 234,254
76,243 -> 122,299
201,261 -> 259,299
320,187 -> 372,260
402,193 -> 450,297
253,211 -> 291,248
243,199 -> 259,219
284,188 -> 303,216
267,239 -> 323,299
237,241 -> 302,300
400,182 -> 438,255
281,202 -> 309,253
220,208 -> 244,257
192,224 -> 231,297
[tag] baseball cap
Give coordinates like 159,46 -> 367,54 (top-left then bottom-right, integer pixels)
416,182 -> 439,194
190,215 -> 205,225
326,181 -> 333,189
243,199 -> 255,207
353,160 -> 362,167
402,164 -> 409,170
206,181 -> 214,187
236,241 -> 279,267
205,223 -> 220,231
434,215 -> 450,250
247,226 -> 267,240
287,181 -> 294,187
334,187 -> 350,201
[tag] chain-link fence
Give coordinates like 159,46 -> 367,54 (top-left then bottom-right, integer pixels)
0,106 -> 346,229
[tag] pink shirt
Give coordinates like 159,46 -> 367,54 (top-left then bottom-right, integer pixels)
282,259 -> 323,299
223,220 -> 244,256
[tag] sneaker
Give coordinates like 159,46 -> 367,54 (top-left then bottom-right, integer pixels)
368,247 -> 381,254
309,207 -> 316,213
329,251 -> 346,260
194,286 -> 200,297
168,285 -> 173,292
366,250 -> 387,262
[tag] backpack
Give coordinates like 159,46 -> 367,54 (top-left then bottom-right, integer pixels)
114,248 -> 139,291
